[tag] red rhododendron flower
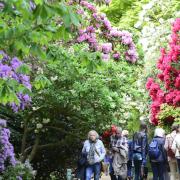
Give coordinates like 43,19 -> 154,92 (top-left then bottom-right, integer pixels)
146,18 -> 180,125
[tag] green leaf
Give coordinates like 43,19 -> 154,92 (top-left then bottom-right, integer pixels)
34,0 -> 43,5
16,64 -> 31,75
34,75 -> 51,90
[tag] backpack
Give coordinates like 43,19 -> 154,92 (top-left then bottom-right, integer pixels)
167,135 -> 175,158
148,139 -> 161,160
133,132 -> 144,153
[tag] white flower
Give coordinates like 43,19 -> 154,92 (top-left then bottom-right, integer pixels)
37,67 -> 43,74
34,129 -> 39,133
134,21 -> 142,28
32,106 -> 40,111
158,18 -> 164,24
36,123 -> 43,129
143,2 -> 154,10
124,112 -> 130,119
50,76 -> 58,81
43,118 -> 50,124
144,17 -> 150,22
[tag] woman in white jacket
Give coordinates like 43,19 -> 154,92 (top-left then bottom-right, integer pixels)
171,124 -> 180,178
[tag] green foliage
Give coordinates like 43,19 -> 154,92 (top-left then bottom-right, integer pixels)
102,0 -> 135,25
0,0 -> 80,107
102,0 -> 148,28
0,0 -> 80,59
158,104 -> 180,126
1,161 -> 35,180
0,79 -> 31,105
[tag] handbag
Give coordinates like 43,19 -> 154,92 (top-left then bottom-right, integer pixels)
78,154 -> 87,166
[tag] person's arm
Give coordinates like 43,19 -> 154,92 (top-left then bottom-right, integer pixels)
171,138 -> 177,153
164,136 -> 169,151
141,135 -> 148,166
99,141 -> 106,161
82,141 -> 87,154
119,138 -> 128,152
112,147 -> 119,152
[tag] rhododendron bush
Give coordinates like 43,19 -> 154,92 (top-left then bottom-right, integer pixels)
146,18 -> 180,125
0,51 -> 31,111
0,119 -> 16,173
70,0 -> 138,62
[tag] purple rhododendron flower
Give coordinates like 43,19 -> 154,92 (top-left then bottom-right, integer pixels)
0,120 -> 16,173
0,51 -> 31,111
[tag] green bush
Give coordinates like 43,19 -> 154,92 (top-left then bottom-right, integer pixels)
1,161 -> 35,180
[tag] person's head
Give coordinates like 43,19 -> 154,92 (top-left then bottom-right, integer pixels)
139,121 -> 148,133
154,127 -> 165,138
116,127 -> 122,138
88,130 -> 99,142
171,123 -> 178,132
122,130 -> 129,138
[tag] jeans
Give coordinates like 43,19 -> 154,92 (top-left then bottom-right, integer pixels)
151,162 -> 165,180
86,162 -> 101,180
134,160 -> 143,180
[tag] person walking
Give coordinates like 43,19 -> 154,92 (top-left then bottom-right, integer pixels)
149,128 -> 167,180
171,124 -> 180,180
122,130 -> 133,180
82,130 -> 106,180
164,123 -> 178,180
109,128 -> 118,180
112,127 -> 128,180
132,121 -> 148,180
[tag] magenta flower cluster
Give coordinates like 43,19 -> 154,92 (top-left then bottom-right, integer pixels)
0,51 -> 31,112
0,119 -> 16,172
71,0 -> 138,62
146,19 -> 180,125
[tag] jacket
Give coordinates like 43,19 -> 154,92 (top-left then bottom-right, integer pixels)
133,131 -> 148,166
82,139 -> 106,163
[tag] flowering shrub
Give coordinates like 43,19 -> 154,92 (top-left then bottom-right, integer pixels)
136,0 -> 180,76
2,160 -> 36,180
158,104 -> 180,128
0,51 -> 31,111
70,0 -> 138,62
146,18 -> 180,125
0,119 -> 16,173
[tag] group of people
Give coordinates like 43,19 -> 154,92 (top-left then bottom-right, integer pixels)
75,121 -> 180,180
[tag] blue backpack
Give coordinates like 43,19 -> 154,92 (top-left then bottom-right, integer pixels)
148,139 -> 161,160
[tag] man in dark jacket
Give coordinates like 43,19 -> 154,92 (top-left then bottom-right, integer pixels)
132,121 -> 148,180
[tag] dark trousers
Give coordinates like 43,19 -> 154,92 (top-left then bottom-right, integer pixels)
127,160 -> 132,178
134,160 -> 143,180
151,162 -> 165,180
110,172 -> 125,180
177,159 -> 180,174
114,176 -> 124,180
110,172 -> 117,180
